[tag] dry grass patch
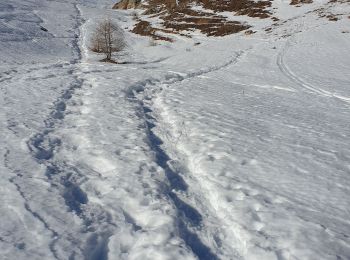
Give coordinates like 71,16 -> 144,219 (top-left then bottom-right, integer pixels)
132,20 -> 174,41
290,0 -> 313,5
161,10 -> 251,36
115,0 -> 274,39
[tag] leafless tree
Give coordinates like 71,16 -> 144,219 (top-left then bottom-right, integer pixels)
90,19 -> 126,62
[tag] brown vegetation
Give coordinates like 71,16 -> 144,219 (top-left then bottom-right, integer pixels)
313,0 -> 350,22
141,0 -> 272,19
160,8 -> 251,36
245,29 -> 255,35
328,0 -> 350,3
315,7 -> 344,22
290,0 -> 313,5
113,0 -> 141,9
131,20 -> 174,41
326,14 -> 339,21
114,0 -> 273,39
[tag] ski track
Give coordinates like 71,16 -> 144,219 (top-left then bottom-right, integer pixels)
277,39 -> 350,105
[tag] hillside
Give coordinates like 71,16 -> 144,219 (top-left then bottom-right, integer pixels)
114,0 -> 348,39
0,0 -> 350,259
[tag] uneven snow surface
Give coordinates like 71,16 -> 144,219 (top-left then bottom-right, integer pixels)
1,0 -> 350,259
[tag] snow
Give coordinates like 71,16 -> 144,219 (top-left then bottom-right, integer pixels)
1,0 -> 350,259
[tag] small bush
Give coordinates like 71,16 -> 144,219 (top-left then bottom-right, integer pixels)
90,19 -> 127,62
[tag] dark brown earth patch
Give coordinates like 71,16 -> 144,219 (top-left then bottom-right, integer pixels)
132,20 -> 174,41
290,0 -> 313,5
115,0 -> 274,39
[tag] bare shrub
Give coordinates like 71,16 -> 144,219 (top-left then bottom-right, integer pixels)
90,19 -> 127,62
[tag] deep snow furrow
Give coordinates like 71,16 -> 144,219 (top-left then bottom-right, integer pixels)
23,67 -> 86,260
143,105 -> 218,260
126,50 -> 245,99
25,0 -> 85,211
27,75 -> 82,160
129,85 -> 217,259
7,4 -> 117,258
1,68 -> 82,260
125,50 -> 247,259
143,100 -> 246,259
0,6 -> 87,254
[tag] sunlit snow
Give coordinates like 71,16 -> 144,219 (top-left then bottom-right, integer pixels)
1,0 -> 349,259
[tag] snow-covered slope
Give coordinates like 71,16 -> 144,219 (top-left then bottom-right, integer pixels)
1,0 -> 350,259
